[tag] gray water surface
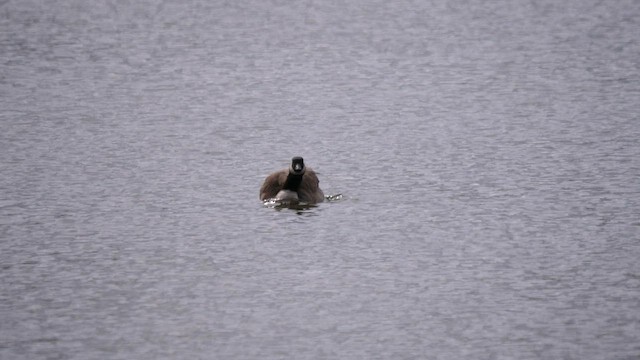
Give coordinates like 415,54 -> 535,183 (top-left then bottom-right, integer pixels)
1,0 -> 639,359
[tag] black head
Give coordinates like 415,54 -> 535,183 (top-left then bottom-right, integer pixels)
290,156 -> 305,175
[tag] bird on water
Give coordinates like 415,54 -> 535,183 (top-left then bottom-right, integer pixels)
259,156 -> 324,204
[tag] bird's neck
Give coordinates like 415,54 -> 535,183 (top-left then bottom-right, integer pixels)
282,172 -> 303,191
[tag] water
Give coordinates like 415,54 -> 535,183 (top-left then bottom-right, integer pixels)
1,0 -> 639,359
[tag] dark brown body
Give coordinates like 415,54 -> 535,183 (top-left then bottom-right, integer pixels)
259,167 -> 324,203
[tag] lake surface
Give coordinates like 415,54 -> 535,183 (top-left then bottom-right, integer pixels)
1,0 -> 639,359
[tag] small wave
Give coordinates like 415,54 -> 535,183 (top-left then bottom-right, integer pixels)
262,193 -> 343,210
262,198 -> 317,211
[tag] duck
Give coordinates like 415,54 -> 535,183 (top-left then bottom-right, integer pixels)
259,156 -> 324,204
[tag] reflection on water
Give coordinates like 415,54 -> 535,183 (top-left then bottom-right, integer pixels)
1,0 -> 639,359
262,194 -> 342,214
324,194 -> 343,202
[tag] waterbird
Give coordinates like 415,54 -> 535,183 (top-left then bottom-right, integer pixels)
259,156 -> 324,204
